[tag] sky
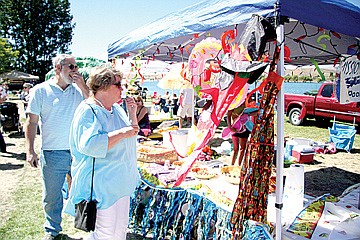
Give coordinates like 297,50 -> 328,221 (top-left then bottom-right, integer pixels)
69,0 -> 198,61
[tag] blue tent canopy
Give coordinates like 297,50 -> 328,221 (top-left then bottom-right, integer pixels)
108,0 -> 275,60
107,0 -> 360,238
108,0 -> 360,62
281,0 -> 360,37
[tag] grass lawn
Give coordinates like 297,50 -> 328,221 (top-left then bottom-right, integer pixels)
0,162 -> 81,240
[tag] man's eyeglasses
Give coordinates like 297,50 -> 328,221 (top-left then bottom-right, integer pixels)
63,63 -> 79,71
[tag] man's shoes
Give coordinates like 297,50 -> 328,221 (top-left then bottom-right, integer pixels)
43,233 -> 82,240
42,233 -> 55,240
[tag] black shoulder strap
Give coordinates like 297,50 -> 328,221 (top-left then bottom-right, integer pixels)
87,103 -> 96,201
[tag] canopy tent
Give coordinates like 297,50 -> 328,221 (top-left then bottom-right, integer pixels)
107,0 -> 360,239
0,70 -> 40,90
108,0 -> 360,65
0,70 -> 39,81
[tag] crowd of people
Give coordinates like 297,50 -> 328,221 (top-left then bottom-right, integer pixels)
152,90 -> 180,117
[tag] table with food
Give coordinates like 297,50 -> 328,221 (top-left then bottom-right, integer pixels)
127,138 -> 272,239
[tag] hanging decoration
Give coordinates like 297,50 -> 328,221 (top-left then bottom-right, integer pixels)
172,14 -> 276,188
310,58 -> 325,81
230,49 -> 284,238
317,33 -> 331,52
284,45 -> 292,62
188,37 -> 223,94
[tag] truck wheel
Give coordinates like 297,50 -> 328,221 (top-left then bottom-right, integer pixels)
289,108 -> 303,126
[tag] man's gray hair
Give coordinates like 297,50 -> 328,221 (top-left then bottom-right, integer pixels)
52,54 -> 75,69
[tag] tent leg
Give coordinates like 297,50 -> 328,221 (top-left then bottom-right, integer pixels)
275,24 -> 285,240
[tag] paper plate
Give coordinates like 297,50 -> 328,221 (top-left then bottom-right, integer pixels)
195,173 -> 217,180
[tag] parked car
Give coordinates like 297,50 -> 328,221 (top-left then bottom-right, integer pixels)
284,82 -> 360,129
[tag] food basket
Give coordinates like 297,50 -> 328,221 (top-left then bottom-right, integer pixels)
137,145 -> 178,164
220,166 -> 241,185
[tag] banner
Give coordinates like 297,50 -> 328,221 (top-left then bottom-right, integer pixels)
337,56 -> 360,104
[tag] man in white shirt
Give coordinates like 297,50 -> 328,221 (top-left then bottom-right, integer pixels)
25,54 -> 89,240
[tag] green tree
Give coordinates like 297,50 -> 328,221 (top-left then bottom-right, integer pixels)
0,0 -> 75,81
0,38 -> 19,74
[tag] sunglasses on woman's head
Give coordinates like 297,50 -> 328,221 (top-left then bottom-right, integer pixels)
113,82 -> 122,88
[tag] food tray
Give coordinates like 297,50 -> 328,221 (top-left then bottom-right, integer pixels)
195,173 -> 217,180
221,166 -> 241,185
191,167 -> 217,180
137,145 -> 178,164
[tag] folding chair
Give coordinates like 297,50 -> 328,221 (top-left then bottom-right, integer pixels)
328,117 -> 356,153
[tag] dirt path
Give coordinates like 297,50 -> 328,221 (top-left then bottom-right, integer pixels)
0,100 -> 41,228
0,130 -> 41,227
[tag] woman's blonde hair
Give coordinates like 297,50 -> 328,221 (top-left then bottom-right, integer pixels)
87,66 -> 116,94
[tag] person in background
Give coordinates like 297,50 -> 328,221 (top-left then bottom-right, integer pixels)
135,95 -> 151,137
0,94 -> 7,152
159,91 -> 170,113
162,91 -> 170,101
20,82 -> 33,112
171,93 -> 179,116
226,95 -> 257,166
65,66 -> 139,239
24,54 -> 89,240
178,87 -> 194,128
0,83 -> 8,100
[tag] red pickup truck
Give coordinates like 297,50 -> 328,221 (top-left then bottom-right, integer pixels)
284,82 -> 360,129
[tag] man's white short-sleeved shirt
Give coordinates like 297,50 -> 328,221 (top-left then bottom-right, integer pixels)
26,78 -> 84,150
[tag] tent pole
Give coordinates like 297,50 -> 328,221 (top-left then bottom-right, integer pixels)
275,24 -> 285,240
191,88 -> 195,126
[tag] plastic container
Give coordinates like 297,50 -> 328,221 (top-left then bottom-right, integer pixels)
284,140 -> 298,160
162,129 -> 189,157
291,138 -> 313,146
292,150 -> 314,163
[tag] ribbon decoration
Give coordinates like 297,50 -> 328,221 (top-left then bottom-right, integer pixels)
317,34 -> 331,52
221,29 -> 236,54
310,58 -> 325,81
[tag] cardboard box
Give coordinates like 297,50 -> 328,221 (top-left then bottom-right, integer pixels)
292,150 -> 314,163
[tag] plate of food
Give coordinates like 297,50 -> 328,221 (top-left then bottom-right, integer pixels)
191,167 -> 217,180
221,166 -> 241,184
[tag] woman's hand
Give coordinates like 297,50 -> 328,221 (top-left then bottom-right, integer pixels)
120,125 -> 140,138
125,97 -> 138,124
108,125 -> 140,149
125,97 -> 137,113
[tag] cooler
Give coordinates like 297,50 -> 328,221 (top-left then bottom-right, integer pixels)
292,145 -> 315,164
